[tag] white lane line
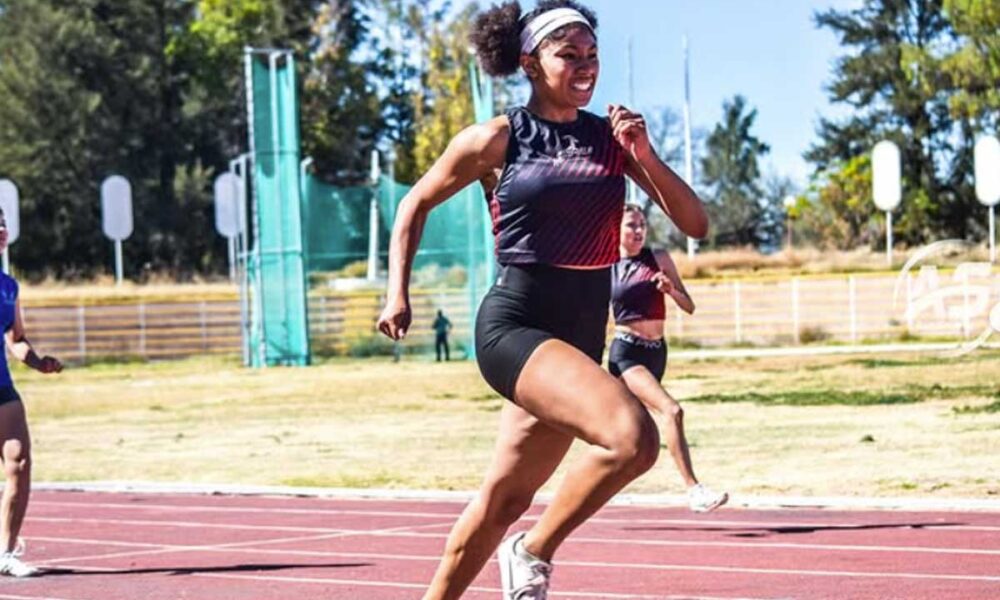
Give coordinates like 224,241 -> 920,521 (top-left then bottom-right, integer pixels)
0,571 -> 769,600
198,562 -> 1000,584
29,531 -> 1000,559
32,539 -> 998,592
32,516 -> 352,533
33,536 -> 1000,583
553,559 -> 1000,582
32,500 -> 1000,532
35,480 -> 1000,511
32,500 -> 463,519
363,530 -> 1000,557
36,532 -> 347,565
33,520 -> 454,566
0,595 -> 87,600
192,572 -> 780,599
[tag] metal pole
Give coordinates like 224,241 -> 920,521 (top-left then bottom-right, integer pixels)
368,150 -> 380,281
388,158 -> 397,226
792,278 -> 800,344
962,268 -> 971,338
990,206 -> 996,264
138,302 -> 146,357
625,37 -> 638,205
733,280 -> 742,345
267,50 -> 287,365
466,186 -> 477,357
228,237 -> 236,281
231,152 -> 251,367
886,211 -> 893,267
683,35 -> 697,259
114,240 -> 123,285
77,305 -> 87,361
848,275 -> 857,343
905,272 -> 914,330
243,50 -> 266,367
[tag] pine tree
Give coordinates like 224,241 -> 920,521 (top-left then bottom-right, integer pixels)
700,96 -> 772,248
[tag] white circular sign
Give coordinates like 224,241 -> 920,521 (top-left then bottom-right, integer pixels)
100,175 -> 134,241
0,179 -> 20,244
872,141 -> 902,211
213,173 -> 242,238
974,136 -> 1000,207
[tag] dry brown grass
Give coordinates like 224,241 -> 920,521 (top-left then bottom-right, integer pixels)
671,245 -> 996,280
20,349 -> 1000,498
19,280 -> 238,306
14,244 -> 996,307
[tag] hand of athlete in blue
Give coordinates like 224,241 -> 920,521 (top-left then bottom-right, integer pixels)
608,104 -> 652,163
377,296 -> 411,341
36,355 -> 62,374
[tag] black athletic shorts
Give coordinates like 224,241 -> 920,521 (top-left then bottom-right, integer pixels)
607,331 -> 667,382
0,385 -> 21,407
475,264 -> 611,402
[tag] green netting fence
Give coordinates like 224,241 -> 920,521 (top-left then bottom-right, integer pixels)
241,52 -> 496,365
302,171 -> 493,359
244,50 -> 310,367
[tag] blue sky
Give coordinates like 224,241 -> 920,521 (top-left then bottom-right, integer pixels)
463,0 -> 863,188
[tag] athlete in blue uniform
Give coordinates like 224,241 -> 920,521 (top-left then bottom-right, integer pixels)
610,205 -> 727,513
0,208 -> 62,577
377,2 -> 708,598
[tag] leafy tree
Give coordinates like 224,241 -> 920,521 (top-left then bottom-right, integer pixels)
409,5 -> 476,178
700,95 -> 772,248
0,0 -> 205,277
763,173 -> 799,252
370,0 -> 453,183
301,1 -> 384,184
806,0 -> 978,244
800,155 -> 881,249
642,106 -> 707,249
941,0 -> 1000,126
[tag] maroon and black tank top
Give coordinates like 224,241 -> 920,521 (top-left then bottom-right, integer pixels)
489,107 -> 626,267
611,247 -> 666,323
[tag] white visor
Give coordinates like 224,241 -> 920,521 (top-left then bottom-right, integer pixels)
519,8 -> 593,55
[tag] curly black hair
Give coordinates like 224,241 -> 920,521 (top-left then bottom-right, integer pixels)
469,1 -> 598,77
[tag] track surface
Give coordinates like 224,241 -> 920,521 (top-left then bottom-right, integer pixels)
2,490 -> 998,599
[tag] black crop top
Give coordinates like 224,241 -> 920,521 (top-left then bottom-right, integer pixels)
488,107 -> 626,267
611,247 -> 666,323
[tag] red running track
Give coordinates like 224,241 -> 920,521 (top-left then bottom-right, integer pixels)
3,490 -> 998,599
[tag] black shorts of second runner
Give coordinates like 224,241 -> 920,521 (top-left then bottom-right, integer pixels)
607,331 -> 667,382
475,264 -> 611,402
0,385 -> 21,407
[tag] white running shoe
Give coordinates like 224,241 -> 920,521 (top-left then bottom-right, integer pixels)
498,532 -> 552,600
0,540 -> 38,578
688,483 -> 729,513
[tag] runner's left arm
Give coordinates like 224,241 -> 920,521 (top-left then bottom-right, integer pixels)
4,298 -> 62,373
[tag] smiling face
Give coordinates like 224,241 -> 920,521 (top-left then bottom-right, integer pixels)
523,25 -> 599,112
621,209 -> 645,256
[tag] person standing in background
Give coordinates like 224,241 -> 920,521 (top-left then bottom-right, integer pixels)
433,309 -> 452,361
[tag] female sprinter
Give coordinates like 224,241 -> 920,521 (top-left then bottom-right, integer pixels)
0,207 -> 63,577
377,2 -> 708,598
610,204 -> 727,513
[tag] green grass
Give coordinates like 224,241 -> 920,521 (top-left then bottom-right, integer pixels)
687,390 -> 921,406
953,400 -> 1000,415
